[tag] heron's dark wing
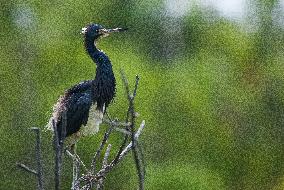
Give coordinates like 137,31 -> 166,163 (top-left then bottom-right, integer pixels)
66,80 -> 94,94
53,80 -> 94,139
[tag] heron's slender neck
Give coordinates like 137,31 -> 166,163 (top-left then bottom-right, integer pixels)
85,37 -> 101,62
84,36 -> 116,108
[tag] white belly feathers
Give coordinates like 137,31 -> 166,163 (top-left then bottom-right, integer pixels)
81,103 -> 105,136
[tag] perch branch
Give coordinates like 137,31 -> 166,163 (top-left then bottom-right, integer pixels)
120,73 -> 144,190
53,119 -> 61,190
103,144 -> 112,168
87,120 -> 145,180
114,120 -> 145,163
112,72 -> 140,166
17,163 -> 38,175
30,127 -> 44,190
16,127 -> 44,190
53,110 -> 67,190
65,150 -> 88,172
71,152 -> 81,190
91,119 -> 116,174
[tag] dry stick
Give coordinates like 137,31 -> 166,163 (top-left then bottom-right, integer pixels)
112,72 -> 140,165
129,99 -> 144,190
54,110 -> 67,190
17,163 -> 38,175
102,119 -> 130,128
132,75 -> 145,190
30,127 -> 44,190
120,72 -> 144,189
91,121 -> 116,174
133,75 -> 140,98
16,127 -> 44,190
74,121 -> 145,189
65,149 -> 80,190
103,118 -> 131,135
65,150 -> 88,172
53,119 -> 61,190
72,155 -> 80,190
103,144 -> 112,168
97,121 -> 145,176
97,144 -> 112,190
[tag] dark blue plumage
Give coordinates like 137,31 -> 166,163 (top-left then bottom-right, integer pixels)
47,24 -> 126,144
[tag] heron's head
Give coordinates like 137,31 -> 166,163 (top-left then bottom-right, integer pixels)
81,23 -> 127,41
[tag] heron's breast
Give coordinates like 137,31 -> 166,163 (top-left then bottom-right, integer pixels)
81,103 -> 105,136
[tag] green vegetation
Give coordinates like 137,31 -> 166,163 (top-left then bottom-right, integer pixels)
1,0 -> 284,189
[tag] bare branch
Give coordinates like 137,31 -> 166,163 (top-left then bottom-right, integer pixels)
135,120 -> 145,140
95,121 -> 146,178
103,144 -> 112,168
53,110 -> 67,190
114,127 -> 131,135
17,127 -> 44,190
71,114 -> 146,189
65,150 -> 88,172
123,73 -> 144,190
97,144 -> 112,190
102,119 -> 131,128
117,121 -> 145,162
17,163 -> 38,175
30,127 -> 44,190
91,121 -> 115,174
71,154 -> 80,190
112,72 -> 140,166
53,119 -> 61,190
133,75 -> 140,98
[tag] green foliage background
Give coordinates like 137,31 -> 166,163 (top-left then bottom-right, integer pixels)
1,0 -> 284,189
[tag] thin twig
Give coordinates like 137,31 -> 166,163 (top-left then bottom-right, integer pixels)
103,144 -> 112,168
71,154 -> 80,190
17,163 -> 38,175
112,72 -> 140,165
73,120 -> 145,189
120,72 -> 144,190
91,121 -> 115,174
53,110 -> 67,190
102,119 -> 130,127
117,121 -> 145,163
53,119 -> 61,190
97,144 -> 112,190
16,127 -> 45,190
92,120 -> 145,182
133,75 -> 140,98
65,150 -> 88,172
102,119 -> 131,135
74,135 -> 144,189
113,127 -> 131,135
30,127 -> 44,190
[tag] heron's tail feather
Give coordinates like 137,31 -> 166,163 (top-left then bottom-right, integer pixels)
44,117 -> 54,132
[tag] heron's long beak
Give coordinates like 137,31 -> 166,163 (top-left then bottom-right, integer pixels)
106,28 -> 128,33
100,28 -> 128,37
